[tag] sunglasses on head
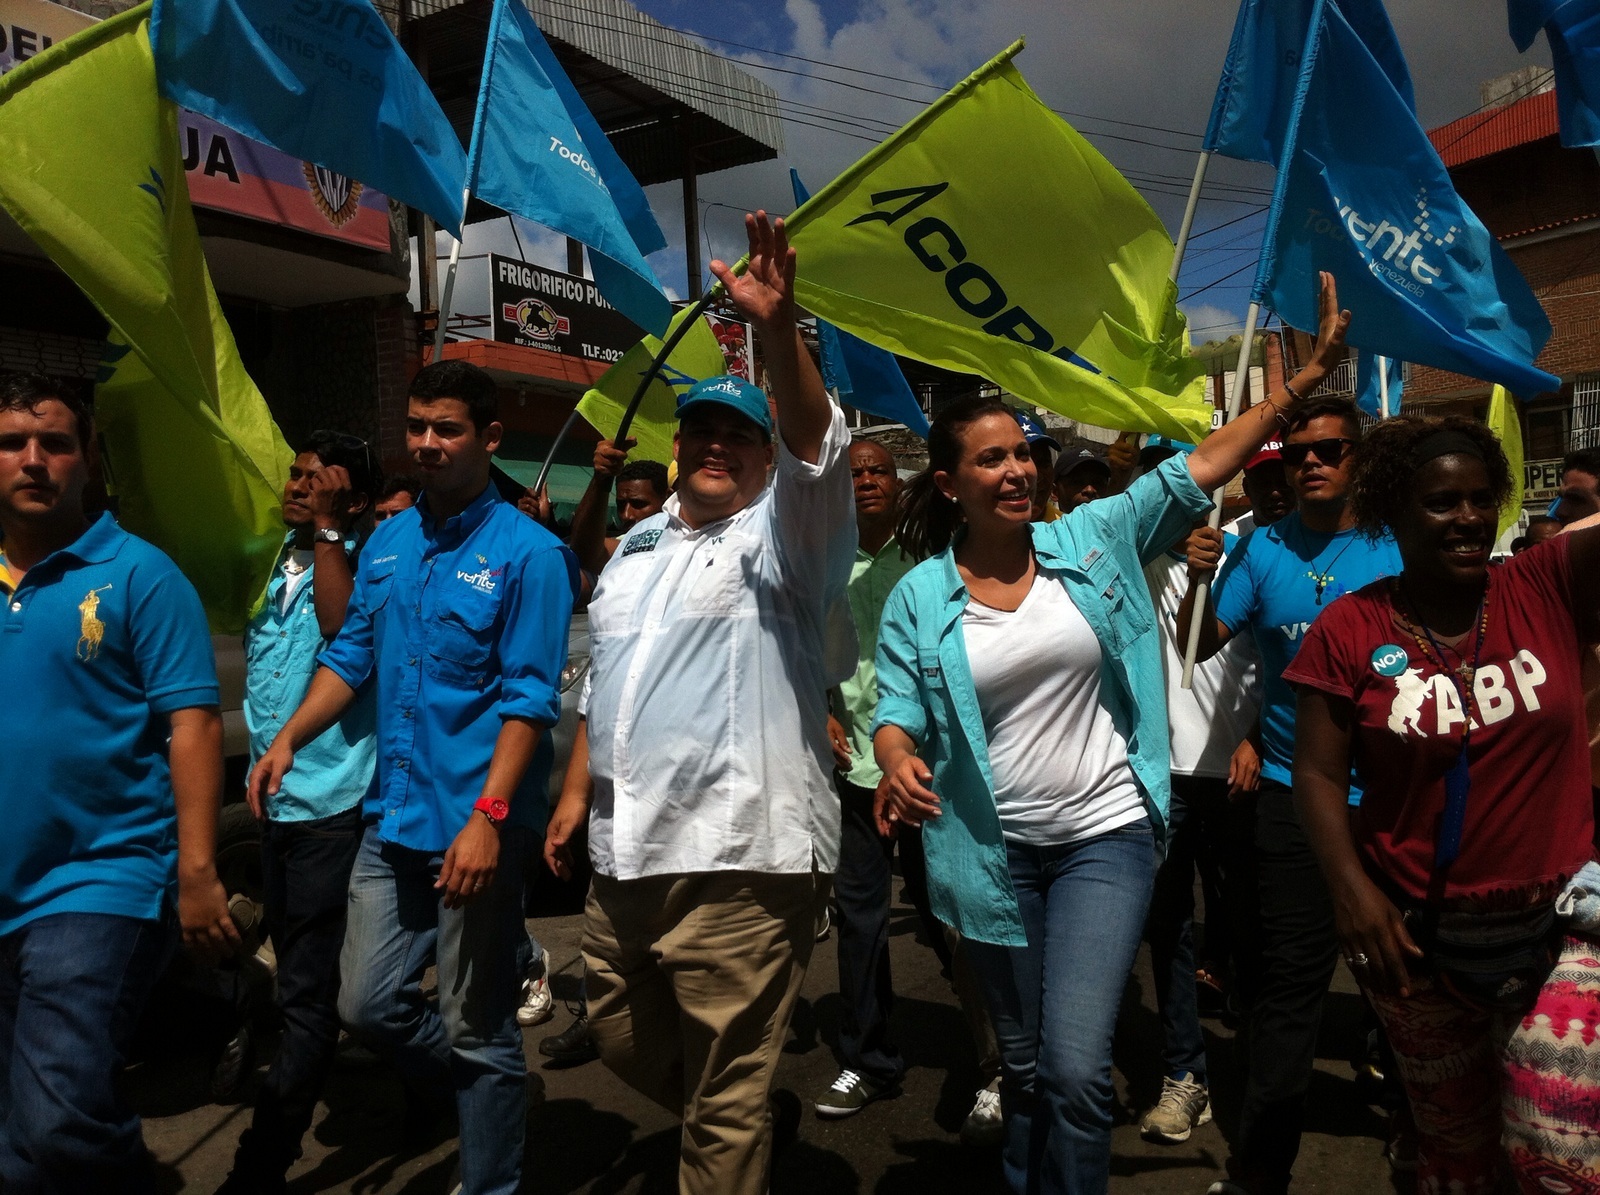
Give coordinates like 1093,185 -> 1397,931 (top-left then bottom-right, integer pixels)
312,430 -> 376,480
1279,437 -> 1355,468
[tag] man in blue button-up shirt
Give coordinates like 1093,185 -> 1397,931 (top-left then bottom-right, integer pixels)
219,431 -> 379,1192
251,362 -> 577,1195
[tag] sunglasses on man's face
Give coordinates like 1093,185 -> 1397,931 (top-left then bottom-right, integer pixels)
1279,437 -> 1355,468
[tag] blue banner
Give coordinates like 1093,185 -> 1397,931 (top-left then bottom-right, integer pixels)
1204,0 -> 1413,164
1354,351 -> 1404,418
1256,1 -> 1558,397
1539,0 -> 1600,146
1509,0 -> 1564,50
150,0 -> 467,235
469,0 -> 669,336
790,171 -> 929,437
518,9 -> 665,256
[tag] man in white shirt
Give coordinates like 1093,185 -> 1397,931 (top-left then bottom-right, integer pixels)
550,213 -> 856,1195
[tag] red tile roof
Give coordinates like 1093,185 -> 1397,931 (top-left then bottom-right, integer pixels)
1429,88 -> 1559,167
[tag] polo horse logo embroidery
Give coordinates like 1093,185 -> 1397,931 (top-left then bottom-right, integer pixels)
77,584 -> 112,661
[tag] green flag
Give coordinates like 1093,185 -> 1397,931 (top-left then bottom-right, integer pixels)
575,305 -> 729,464
786,42 -> 1210,442
0,3 -> 291,632
1487,384 -> 1524,540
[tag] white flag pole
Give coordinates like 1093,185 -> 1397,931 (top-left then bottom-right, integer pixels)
430,187 -> 473,365
1180,300 -> 1261,689
1378,354 -> 1391,420
1168,151 -> 1212,284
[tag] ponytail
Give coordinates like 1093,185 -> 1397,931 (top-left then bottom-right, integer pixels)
897,469 -> 962,561
895,392 -> 1018,562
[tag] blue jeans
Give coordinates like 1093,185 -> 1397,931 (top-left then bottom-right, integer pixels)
0,911 -> 175,1194
337,824 -> 530,1195
965,820 -> 1158,1195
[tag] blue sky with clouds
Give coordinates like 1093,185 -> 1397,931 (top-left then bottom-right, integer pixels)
441,0 -> 1553,346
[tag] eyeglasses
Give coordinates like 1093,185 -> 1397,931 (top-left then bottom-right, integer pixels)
1279,438 -> 1355,468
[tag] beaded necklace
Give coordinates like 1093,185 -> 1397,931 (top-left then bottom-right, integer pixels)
1393,576 -> 1490,868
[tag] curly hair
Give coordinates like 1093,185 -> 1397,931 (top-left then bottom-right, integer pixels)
1348,415 -> 1513,539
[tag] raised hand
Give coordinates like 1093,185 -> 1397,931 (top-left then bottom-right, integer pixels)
708,210 -> 796,332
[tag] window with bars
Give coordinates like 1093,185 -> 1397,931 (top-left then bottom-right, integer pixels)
1572,374 -> 1600,450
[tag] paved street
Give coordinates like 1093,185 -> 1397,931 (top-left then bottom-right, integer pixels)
133,875 -> 1404,1194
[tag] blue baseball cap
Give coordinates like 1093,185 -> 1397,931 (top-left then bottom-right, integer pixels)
676,374 -> 773,437
1013,410 -> 1060,451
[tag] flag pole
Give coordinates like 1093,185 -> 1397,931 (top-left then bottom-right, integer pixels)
1180,300 -> 1260,689
1378,355 -> 1391,419
1169,150 -> 1212,283
430,187 -> 472,364
1181,0 -> 1327,687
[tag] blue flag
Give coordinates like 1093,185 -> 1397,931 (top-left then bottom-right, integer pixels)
1509,0 -> 1564,50
1354,352 -> 1403,418
790,171 -> 929,437
469,0 -> 669,336
1255,1 -> 1558,397
1512,0 -> 1600,146
1204,0 -> 1414,163
150,0 -> 467,235
518,11 -> 665,255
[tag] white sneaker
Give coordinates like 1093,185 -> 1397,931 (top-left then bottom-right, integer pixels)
959,1082 -> 1004,1147
516,947 -> 554,1027
1141,1071 -> 1211,1143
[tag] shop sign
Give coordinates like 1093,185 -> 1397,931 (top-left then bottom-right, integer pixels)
705,311 -> 754,381
1525,457 -> 1564,502
1,0 -> 390,252
491,254 -> 641,363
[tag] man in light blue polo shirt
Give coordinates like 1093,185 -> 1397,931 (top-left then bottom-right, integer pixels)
218,430 -> 379,1194
0,372 -> 237,1193
250,361 -> 577,1195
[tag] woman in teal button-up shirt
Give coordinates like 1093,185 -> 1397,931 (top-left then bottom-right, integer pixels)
871,277 -> 1349,1195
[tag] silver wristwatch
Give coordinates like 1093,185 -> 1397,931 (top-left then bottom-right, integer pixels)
313,527 -> 343,545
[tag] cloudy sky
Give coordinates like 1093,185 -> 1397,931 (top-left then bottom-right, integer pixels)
446,0 -> 1553,344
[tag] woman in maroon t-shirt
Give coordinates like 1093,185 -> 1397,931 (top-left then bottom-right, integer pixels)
1286,415 -> 1600,1194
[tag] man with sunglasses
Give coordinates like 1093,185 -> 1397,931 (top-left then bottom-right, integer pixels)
219,430 -> 380,1194
1178,395 -> 1401,1195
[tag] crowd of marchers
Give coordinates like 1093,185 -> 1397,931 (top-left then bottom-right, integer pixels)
1,212 -> 1598,1195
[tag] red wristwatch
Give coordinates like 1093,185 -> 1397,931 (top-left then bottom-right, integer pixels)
473,796 -> 509,827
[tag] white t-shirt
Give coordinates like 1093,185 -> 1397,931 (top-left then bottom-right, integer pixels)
1142,519 -> 1262,778
962,570 -> 1147,846
278,549 -> 316,615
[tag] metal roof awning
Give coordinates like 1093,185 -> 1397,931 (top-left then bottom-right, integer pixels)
403,0 -> 782,199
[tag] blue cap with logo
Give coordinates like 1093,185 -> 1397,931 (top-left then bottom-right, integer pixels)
1013,410 -> 1060,451
676,374 -> 773,437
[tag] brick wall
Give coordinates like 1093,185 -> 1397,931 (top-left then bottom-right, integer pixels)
0,325 -> 102,385
1407,226 -> 1600,403
373,299 -> 414,473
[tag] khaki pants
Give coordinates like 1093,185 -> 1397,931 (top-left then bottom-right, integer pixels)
582,870 -> 826,1195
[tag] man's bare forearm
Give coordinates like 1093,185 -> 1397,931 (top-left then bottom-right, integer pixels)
170,706 -> 225,879
276,667 -> 358,752
480,716 -> 544,810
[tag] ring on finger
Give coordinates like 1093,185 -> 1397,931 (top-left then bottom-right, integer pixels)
1347,952 -> 1370,968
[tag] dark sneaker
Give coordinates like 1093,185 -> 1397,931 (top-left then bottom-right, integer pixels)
539,1014 -> 599,1067
813,1068 -> 895,1118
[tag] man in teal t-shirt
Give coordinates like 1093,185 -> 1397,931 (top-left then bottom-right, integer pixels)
0,373 -> 236,1192
219,430 -> 379,1192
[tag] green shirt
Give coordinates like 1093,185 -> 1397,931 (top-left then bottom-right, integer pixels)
832,535 -> 916,789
